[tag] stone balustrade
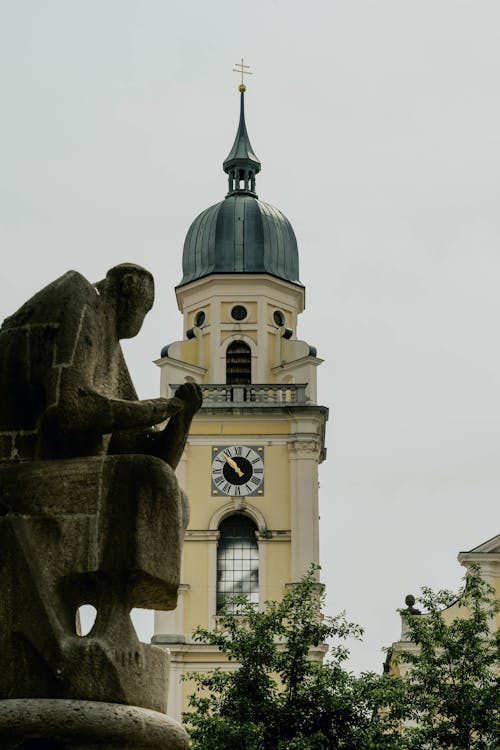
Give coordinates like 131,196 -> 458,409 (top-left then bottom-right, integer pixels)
170,383 -> 308,406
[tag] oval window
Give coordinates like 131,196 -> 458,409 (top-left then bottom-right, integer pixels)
273,310 -> 285,327
194,310 -> 206,327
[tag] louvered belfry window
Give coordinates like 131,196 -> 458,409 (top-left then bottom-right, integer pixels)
217,515 -> 259,613
226,340 -> 251,384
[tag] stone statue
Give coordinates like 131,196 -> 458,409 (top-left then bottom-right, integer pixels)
0,264 -> 201,748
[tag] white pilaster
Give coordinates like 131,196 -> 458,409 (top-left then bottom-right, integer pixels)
288,439 -> 321,581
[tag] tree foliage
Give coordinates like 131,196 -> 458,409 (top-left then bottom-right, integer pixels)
182,564 -> 500,749
396,563 -> 500,750
182,567 -> 402,749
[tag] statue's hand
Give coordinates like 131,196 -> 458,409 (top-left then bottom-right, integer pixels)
148,384 -> 202,468
174,382 -> 203,417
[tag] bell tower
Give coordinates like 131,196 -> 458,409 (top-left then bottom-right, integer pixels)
153,75 -> 328,720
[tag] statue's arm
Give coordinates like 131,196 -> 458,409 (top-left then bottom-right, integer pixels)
40,374 -> 183,446
109,383 -> 202,470
93,391 -> 184,433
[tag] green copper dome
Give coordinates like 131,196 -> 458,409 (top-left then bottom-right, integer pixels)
180,195 -> 300,284
179,90 -> 301,288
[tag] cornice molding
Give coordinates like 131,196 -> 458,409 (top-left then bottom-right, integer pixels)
185,530 -> 220,542
154,355 -> 207,376
187,435 -> 289,446
198,404 -> 328,418
176,276 -> 305,318
256,530 -> 291,542
271,355 -> 324,373
459,533 -> 500,555
458,554 -> 500,570
288,439 -> 321,459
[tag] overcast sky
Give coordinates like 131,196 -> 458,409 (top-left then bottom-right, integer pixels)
1,0 -> 499,674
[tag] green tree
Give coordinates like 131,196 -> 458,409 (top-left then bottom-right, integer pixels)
396,563 -> 500,750
182,568 -> 402,749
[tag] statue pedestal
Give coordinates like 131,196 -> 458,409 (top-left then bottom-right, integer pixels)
0,699 -> 189,749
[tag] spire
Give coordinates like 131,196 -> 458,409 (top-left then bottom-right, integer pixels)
223,62 -> 261,197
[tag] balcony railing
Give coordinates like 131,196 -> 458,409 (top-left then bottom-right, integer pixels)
171,383 -> 308,406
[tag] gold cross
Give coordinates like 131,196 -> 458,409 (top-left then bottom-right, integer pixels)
233,58 -> 252,91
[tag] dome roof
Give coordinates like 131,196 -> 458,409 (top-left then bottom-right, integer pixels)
178,89 -> 302,288
179,195 -> 300,286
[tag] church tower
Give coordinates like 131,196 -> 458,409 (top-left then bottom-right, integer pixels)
153,77 -> 328,720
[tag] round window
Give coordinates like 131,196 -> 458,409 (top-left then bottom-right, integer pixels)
273,310 -> 285,327
231,305 -> 247,321
194,310 -> 206,327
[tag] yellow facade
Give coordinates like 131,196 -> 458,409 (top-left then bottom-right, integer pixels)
153,274 -> 328,720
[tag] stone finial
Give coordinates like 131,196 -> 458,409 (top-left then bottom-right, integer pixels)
404,594 -> 421,615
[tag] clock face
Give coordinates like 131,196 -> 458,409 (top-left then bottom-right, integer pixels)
211,446 -> 264,497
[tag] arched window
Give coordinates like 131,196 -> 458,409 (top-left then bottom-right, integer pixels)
226,340 -> 251,384
217,514 -> 258,613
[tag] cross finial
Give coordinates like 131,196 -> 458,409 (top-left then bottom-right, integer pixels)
233,58 -> 252,92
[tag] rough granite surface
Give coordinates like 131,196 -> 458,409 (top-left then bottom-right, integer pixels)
0,264 -> 201,746
0,699 -> 189,749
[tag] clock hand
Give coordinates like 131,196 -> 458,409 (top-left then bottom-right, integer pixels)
224,453 -> 243,477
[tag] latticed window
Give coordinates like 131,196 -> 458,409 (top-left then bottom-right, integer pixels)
226,340 -> 251,384
217,515 -> 258,613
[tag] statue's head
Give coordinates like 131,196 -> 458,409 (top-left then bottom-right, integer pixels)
100,264 -> 155,339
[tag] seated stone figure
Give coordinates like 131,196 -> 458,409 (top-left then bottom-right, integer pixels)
0,264 -> 202,713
